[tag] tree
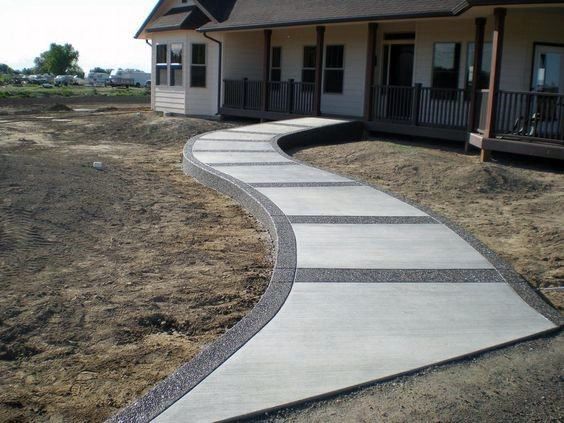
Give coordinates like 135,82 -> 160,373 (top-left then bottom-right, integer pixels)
0,63 -> 14,74
91,67 -> 112,75
34,43 -> 83,76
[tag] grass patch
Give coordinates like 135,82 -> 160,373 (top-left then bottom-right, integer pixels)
0,85 -> 149,99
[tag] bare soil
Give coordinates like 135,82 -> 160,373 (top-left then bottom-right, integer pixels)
257,135 -> 563,422
0,107 -> 272,422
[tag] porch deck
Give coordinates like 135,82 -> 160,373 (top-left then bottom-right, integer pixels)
220,80 -> 564,160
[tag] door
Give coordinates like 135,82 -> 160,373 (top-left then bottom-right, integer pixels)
531,44 -> 564,138
532,44 -> 564,93
383,44 -> 414,120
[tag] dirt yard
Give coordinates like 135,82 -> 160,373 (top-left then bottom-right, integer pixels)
258,135 -> 563,423
0,105 -> 272,422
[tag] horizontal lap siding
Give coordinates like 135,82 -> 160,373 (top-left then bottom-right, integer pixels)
501,10 -> 564,92
186,32 -> 221,116
222,31 -> 263,80
321,24 -> 368,118
155,89 -> 186,113
413,10 -> 564,93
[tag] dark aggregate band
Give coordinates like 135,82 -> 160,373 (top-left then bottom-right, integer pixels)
294,268 -> 506,283
210,162 -> 298,167
287,216 -> 438,224
250,182 -> 362,188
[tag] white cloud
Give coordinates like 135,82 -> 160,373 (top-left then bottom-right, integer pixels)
0,0 -> 156,72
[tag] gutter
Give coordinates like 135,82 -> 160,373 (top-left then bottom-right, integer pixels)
203,32 -> 223,116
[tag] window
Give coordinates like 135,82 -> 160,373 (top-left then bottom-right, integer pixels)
302,46 -> 316,84
170,43 -> 183,86
191,44 -> 206,87
271,47 -> 282,82
466,42 -> 492,91
156,44 -> 168,86
432,42 -> 461,90
324,45 -> 344,93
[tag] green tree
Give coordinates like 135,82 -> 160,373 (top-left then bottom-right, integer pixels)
34,43 -> 83,76
91,67 -> 112,74
0,63 -> 14,74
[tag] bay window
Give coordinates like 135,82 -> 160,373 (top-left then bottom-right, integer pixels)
170,43 -> 183,86
156,44 -> 168,86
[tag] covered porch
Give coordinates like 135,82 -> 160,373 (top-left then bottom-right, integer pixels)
217,5 -> 564,161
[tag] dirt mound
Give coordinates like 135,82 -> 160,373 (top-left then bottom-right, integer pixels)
48,103 -> 72,112
95,106 -> 118,112
440,164 -> 549,194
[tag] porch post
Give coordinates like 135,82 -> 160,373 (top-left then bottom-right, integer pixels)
363,23 -> 378,121
482,8 -> 506,162
261,29 -> 272,113
314,26 -> 325,116
465,17 -> 486,153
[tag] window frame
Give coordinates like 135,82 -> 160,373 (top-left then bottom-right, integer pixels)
155,43 -> 168,86
170,42 -> 184,87
270,46 -> 282,82
302,46 -> 317,85
324,45 -> 345,94
190,43 -> 207,88
431,42 -> 462,91
465,41 -> 492,92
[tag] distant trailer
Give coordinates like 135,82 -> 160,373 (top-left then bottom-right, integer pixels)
107,69 -> 151,88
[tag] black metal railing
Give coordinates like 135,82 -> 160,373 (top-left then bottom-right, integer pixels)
495,90 -> 564,142
223,79 -> 315,115
372,84 -> 470,130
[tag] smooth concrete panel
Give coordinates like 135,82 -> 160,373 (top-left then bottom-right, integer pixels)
155,283 -> 555,422
229,123 -> 307,134
283,117 -> 348,127
217,165 -> 353,184
200,131 -> 274,141
194,151 -> 292,164
193,141 -> 275,151
293,224 -> 493,269
256,186 -> 428,216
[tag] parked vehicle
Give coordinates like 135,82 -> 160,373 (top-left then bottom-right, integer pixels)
72,76 -> 86,86
87,71 -> 110,87
54,75 -> 75,86
107,69 -> 151,88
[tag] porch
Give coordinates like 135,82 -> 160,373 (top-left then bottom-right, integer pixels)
218,6 -> 564,160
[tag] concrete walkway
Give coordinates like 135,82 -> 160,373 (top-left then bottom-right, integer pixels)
114,118 -> 558,423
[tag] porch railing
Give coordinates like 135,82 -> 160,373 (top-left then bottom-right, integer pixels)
372,84 -> 470,130
223,79 -> 315,115
495,90 -> 564,143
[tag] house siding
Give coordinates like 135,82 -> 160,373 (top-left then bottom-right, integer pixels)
501,10 -> 564,92
321,24 -> 368,117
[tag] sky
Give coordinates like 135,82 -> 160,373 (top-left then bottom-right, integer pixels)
0,0 -> 157,73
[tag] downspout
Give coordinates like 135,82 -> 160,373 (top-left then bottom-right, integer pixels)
145,40 -> 152,47
203,32 -> 223,116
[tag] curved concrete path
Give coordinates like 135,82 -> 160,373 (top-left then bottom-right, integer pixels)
113,118 -> 559,423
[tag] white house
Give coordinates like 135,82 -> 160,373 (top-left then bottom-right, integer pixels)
136,0 -> 564,160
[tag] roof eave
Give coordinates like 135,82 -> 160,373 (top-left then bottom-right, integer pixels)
135,0 -> 166,39
198,10 -> 465,33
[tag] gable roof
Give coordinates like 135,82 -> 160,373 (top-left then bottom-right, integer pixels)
146,6 -> 209,33
136,0 -> 564,37
199,0 -> 467,32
